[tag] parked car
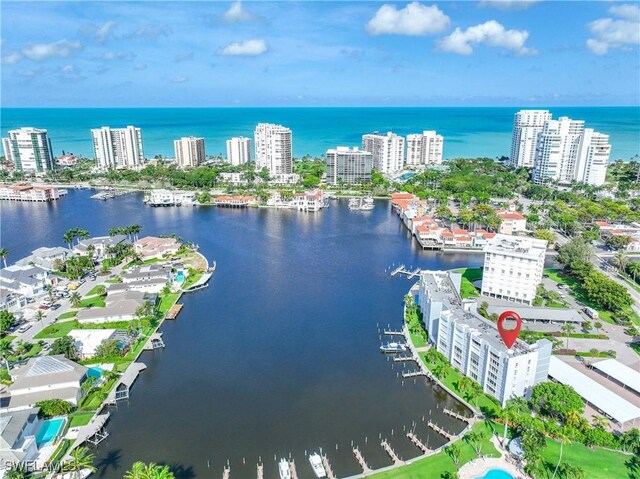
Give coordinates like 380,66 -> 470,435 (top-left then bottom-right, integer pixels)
51,304 -> 61,310
17,324 -> 32,333
42,343 -> 51,351
38,305 -> 50,310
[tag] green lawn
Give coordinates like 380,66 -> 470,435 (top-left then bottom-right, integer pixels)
105,278 -> 121,284
34,320 -> 78,339
538,437 -> 636,479
79,296 -> 106,308
68,412 -> 94,428
84,285 -> 107,297
57,311 -> 77,320
452,268 -> 483,299
369,421 -> 500,479
8,342 -> 43,362
182,272 -> 203,290
158,293 -> 180,315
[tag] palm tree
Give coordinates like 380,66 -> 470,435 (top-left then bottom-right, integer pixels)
124,462 -> 175,479
594,321 -> 603,335
613,250 -> 628,272
561,323 -> 576,348
35,309 -> 45,327
129,224 -> 142,242
432,361 -> 449,380
46,284 -> 55,304
63,230 -> 76,249
75,228 -> 90,244
550,431 -> 570,479
62,446 -> 96,479
124,462 -> 148,479
4,463 -> 26,479
627,261 -> 640,282
70,291 -> 82,308
592,415 -> 609,429
0,248 -> 9,268
0,340 -> 13,375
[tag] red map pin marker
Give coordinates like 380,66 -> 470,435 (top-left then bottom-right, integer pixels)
497,311 -> 522,349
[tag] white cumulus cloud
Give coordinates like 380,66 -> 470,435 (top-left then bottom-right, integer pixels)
224,0 -> 254,23
219,39 -> 267,56
22,40 -> 82,61
586,3 -> 640,55
437,20 -> 536,55
366,2 -> 450,36
2,51 -> 22,64
478,0 -> 539,10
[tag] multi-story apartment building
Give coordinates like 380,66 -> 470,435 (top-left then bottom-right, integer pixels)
418,270 -> 552,406
226,136 -> 252,166
532,117 -> 585,185
325,147 -> 373,185
481,234 -> 547,305
91,126 -> 144,170
362,132 -> 404,174
174,136 -> 205,168
2,128 -> 55,173
574,129 -> 610,186
406,130 -> 443,166
509,110 -> 551,168
254,123 -> 292,175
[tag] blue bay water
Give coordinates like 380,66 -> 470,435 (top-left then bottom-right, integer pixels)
1,107 -> 639,161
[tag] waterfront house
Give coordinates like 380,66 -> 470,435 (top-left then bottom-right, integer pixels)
0,265 -> 49,299
0,290 -> 27,313
0,407 -> 41,468
121,264 -> 172,293
0,356 -> 88,412
74,234 -> 130,259
68,329 -> 131,359
289,189 -> 324,212
147,189 -> 196,206
134,236 -> 180,260
214,195 -> 256,207
15,246 -> 69,271
76,290 -> 147,324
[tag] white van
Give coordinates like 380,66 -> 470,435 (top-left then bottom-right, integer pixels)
584,307 -> 599,320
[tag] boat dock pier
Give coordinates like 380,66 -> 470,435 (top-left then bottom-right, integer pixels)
390,265 -> 405,277
393,355 -> 416,363
352,447 -> 372,474
390,265 -> 421,279
106,362 -> 147,403
288,459 -> 298,479
90,189 -> 132,201
402,369 -> 426,378
383,329 -> 404,336
183,271 -> 213,293
443,408 -> 472,423
321,455 -> 336,479
143,332 -> 165,350
406,432 -> 430,454
381,440 -> 403,466
166,303 -> 183,319
428,421 -> 455,441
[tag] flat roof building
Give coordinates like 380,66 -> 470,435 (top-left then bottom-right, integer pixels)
226,136 -> 252,166
325,146 -> 373,185
481,234 -> 547,305
174,136 -> 205,168
2,128 -> 55,173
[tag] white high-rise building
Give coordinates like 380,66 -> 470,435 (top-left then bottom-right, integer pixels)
91,126 -> 144,170
574,129 -> 610,186
509,110 -> 551,168
481,234 -> 547,305
406,130 -> 443,166
226,137 -> 252,166
2,128 -> 55,173
254,123 -> 292,175
362,132 -> 404,174
174,137 -> 205,168
325,147 -> 373,185
418,270 -> 552,406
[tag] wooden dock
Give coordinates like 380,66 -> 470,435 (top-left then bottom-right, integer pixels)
390,265 -> 421,279
390,265 -> 405,277
444,408 -> 471,423
394,355 -> 417,363
384,329 -> 404,336
381,440 -> 403,466
166,303 -> 183,319
402,369 -> 426,378
406,432 -> 430,454
428,421 -> 455,441
322,455 -> 336,479
352,447 -> 372,474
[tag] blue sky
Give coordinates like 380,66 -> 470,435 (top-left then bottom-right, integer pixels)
1,1 -> 639,107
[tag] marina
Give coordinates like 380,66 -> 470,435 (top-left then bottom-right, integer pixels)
90,189 -> 134,201
348,197 -> 375,211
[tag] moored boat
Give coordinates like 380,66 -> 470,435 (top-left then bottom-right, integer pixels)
278,459 -> 291,479
308,453 -> 327,478
380,341 -> 407,353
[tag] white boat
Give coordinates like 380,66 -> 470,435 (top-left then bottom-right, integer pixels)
308,453 -> 327,478
278,459 -> 291,479
380,342 -> 407,353
348,198 -> 360,210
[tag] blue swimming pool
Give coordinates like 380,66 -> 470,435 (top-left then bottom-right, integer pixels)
36,418 -> 66,447
88,366 -> 103,378
475,469 -> 514,479
175,272 -> 185,283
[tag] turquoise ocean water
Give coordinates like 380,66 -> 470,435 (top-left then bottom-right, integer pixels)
1,107 -> 638,161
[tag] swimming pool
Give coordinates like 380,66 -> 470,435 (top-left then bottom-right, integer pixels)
475,469 -> 515,479
36,418 -> 66,447
88,366 -> 103,378
175,271 -> 185,283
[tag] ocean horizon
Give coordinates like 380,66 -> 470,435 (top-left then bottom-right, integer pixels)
2,106 -> 639,162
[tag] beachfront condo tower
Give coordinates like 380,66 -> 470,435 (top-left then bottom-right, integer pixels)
406,130 -> 443,166
91,126 -> 144,170
226,137 -> 252,166
254,123 -> 292,175
362,131 -> 404,175
325,147 -> 373,185
2,127 -> 55,173
509,110 -> 551,168
174,136 -> 205,168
